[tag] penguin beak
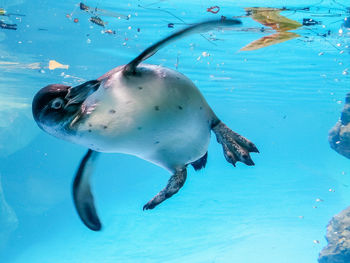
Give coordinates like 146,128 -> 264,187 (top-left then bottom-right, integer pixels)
61,80 -> 101,129
65,80 -> 101,107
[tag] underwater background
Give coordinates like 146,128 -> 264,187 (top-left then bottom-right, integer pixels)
1,0 -> 350,262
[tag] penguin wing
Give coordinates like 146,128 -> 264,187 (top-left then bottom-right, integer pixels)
73,149 -> 102,231
123,19 -> 242,75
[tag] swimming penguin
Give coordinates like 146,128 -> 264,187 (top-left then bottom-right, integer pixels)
32,19 -> 259,231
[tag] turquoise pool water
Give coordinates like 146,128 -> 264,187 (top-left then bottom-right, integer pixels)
0,0 -> 350,262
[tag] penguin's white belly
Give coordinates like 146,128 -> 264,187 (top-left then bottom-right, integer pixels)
74,65 -> 215,171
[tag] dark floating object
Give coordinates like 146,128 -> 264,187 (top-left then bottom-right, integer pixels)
168,23 -> 174,28
329,92 -> 350,159
80,2 -> 89,11
302,18 -> 320,26
0,20 -> 17,30
319,206 -> 350,263
89,16 -> 105,27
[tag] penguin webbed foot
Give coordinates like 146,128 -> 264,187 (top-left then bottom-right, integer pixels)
143,168 -> 187,210
212,121 -> 258,167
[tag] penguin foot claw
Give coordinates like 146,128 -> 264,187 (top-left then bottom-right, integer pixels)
212,121 -> 258,167
143,201 -> 156,211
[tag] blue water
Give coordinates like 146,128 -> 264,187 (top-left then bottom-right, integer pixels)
0,0 -> 350,262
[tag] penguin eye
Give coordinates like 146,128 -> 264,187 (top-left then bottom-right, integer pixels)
51,98 -> 64,110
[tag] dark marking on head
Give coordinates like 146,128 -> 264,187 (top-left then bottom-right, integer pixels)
178,105 -> 183,110
154,106 -> 160,111
109,109 -> 116,114
137,127 -> 142,130
138,86 -> 143,90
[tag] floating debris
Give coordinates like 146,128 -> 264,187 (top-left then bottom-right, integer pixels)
80,2 -> 89,11
0,60 -> 69,71
104,29 -> 115,35
80,2 -> 129,20
73,18 -> 79,23
314,240 -> 320,244
0,61 -> 41,69
89,16 -> 106,27
209,75 -> 231,80
48,60 -> 69,70
246,7 -> 302,31
60,72 -> 85,82
242,32 -> 300,51
207,6 -> 220,14
303,18 -> 320,26
316,198 -> 324,202
241,7 -> 302,51
0,8 -> 24,17
0,20 -> 17,30
168,23 -> 174,28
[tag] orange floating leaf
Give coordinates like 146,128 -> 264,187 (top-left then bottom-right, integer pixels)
240,31 -> 300,51
245,7 -> 302,32
48,60 -> 69,70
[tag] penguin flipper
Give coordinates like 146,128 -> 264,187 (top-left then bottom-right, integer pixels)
72,149 -> 102,231
123,19 -> 242,75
